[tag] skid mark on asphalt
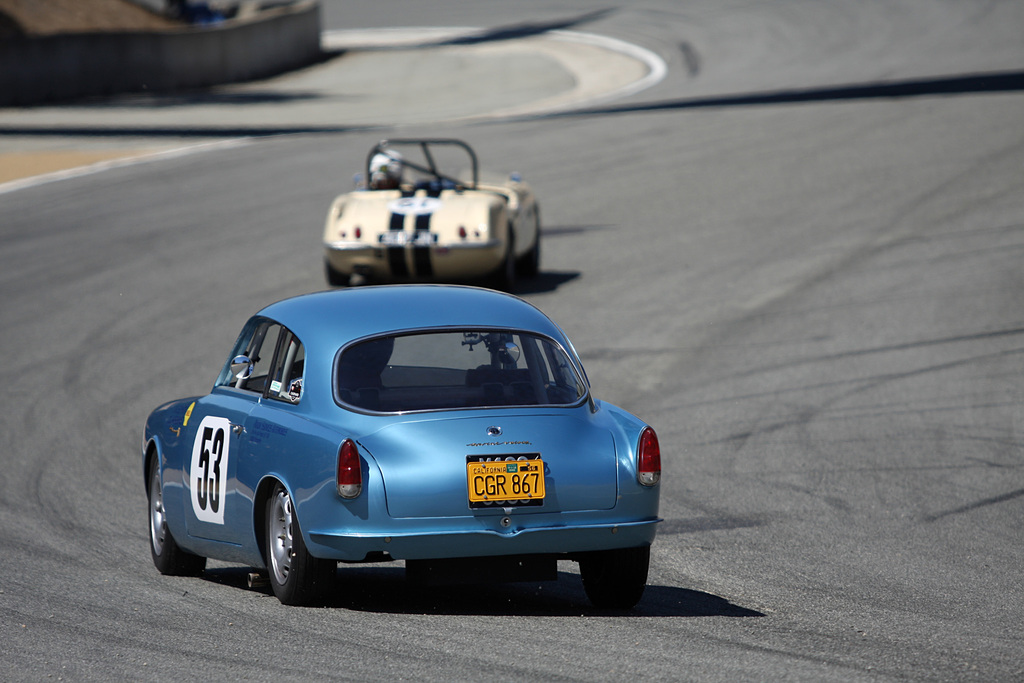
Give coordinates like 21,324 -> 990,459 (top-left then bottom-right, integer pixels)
922,487 -> 1024,522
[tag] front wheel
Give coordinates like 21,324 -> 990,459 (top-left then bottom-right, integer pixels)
265,483 -> 335,605
148,456 -> 206,576
578,546 -> 650,609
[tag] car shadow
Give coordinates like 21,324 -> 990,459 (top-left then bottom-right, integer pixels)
511,270 -> 581,295
201,566 -> 763,617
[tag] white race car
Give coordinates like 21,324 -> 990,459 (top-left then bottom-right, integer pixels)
323,139 -> 541,289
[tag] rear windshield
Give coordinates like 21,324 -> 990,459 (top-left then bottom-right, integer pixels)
336,330 -> 586,412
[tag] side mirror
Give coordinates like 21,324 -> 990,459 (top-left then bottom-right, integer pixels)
231,355 -> 254,380
500,342 -> 521,365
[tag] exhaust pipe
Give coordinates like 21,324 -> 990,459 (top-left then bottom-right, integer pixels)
247,572 -> 269,589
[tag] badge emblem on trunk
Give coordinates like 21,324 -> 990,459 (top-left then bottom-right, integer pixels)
486,426 -> 502,436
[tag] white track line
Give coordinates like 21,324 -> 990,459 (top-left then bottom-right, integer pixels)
0,138 -> 253,196
1,28 -> 665,195
549,30 -> 667,107
323,27 -> 667,111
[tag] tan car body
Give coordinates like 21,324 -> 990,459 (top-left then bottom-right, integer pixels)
322,140 -> 540,288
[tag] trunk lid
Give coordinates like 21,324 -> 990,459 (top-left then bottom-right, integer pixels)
359,411 -> 616,518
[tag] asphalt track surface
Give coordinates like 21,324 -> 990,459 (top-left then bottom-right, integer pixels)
2,1 -> 1024,680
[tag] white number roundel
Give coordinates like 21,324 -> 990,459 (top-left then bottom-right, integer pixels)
387,196 -> 442,216
189,416 -> 231,524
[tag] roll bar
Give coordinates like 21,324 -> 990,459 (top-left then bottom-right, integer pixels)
366,138 -> 479,190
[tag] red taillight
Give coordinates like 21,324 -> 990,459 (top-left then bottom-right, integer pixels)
337,439 -> 362,499
637,427 -> 661,486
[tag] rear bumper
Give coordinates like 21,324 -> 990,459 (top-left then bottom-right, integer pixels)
324,240 -> 504,281
307,517 -> 660,562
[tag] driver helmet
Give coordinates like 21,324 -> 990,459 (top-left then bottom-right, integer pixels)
369,151 -> 403,190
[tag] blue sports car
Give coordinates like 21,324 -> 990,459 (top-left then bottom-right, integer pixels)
144,285 -> 662,607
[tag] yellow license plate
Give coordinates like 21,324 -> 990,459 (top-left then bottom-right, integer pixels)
467,456 -> 545,507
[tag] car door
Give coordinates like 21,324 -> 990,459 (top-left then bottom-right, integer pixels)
183,319 -> 290,546
233,326 -> 313,518
181,392 -> 257,545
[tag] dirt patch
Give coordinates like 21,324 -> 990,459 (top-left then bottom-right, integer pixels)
0,150 -> 170,185
0,0 -> 182,36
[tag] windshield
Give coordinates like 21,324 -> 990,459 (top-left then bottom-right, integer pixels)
336,330 -> 586,412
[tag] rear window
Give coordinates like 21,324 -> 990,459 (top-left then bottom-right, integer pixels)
336,330 -> 586,412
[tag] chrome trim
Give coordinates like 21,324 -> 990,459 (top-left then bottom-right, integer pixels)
325,241 -> 375,251
325,240 -> 501,252
443,240 -> 502,250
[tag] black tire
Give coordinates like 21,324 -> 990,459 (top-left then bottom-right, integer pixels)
265,483 -> 335,606
148,455 -> 206,576
579,545 -> 650,609
516,206 -> 541,278
325,257 -> 348,287
490,228 -> 516,291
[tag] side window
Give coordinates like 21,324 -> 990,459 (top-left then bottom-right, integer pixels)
216,319 -> 265,389
214,318 -> 305,401
266,330 -> 305,403
238,322 -> 284,394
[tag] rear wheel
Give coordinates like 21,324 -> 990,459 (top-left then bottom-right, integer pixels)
148,456 -> 206,576
516,206 -> 541,278
490,228 -> 516,291
265,483 -> 335,605
325,257 -> 348,287
579,546 -> 650,609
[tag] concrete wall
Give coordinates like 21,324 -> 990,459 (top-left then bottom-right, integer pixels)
0,1 -> 321,106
